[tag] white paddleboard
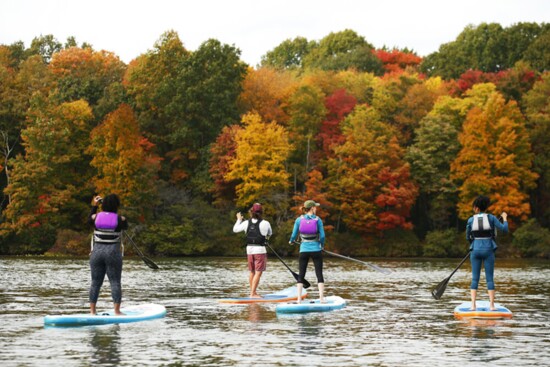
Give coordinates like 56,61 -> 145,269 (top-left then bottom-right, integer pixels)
276,295 -> 346,314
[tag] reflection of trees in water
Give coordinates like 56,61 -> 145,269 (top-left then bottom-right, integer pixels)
89,324 -> 121,366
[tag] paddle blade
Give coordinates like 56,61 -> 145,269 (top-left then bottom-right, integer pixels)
431,277 -> 450,300
291,270 -> 311,289
142,256 -> 160,270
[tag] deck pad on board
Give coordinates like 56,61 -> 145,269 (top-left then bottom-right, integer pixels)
276,295 -> 346,314
219,286 -> 307,304
454,301 -> 512,319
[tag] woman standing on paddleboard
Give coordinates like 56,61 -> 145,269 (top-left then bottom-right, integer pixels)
88,194 -> 128,315
466,195 -> 508,311
233,203 -> 273,298
289,200 -> 326,303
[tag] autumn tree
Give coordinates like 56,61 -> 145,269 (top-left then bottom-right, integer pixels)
209,124 -> 242,208
451,89 -> 537,223
88,104 -> 161,220
316,88 -> 356,162
225,113 -> 291,219
373,48 -> 422,74
237,66 -> 296,124
1,100 -> 94,251
326,105 -> 417,235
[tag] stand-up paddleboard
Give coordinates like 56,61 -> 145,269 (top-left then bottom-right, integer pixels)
454,301 -> 512,319
276,295 -> 346,314
44,303 -> 166,327
219,286 -> 307,304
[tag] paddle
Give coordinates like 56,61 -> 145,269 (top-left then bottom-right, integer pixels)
431,251 -> 471,300
123,232 -> 160,270
321,249 -> 392,275
265,241 -> 311,289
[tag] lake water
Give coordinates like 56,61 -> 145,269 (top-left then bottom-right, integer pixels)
0,256 -> 549,366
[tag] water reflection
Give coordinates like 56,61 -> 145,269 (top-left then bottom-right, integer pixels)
89,324 -> 121,366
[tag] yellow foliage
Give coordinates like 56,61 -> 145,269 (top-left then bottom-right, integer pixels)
225,112 -> 291,210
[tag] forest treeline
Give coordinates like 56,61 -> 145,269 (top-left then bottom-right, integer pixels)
0,23 -> 549,258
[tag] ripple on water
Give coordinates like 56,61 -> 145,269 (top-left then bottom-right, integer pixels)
0,256 -> 549,366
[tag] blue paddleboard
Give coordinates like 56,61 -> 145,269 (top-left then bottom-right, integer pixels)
453,301 -> 512,319
219,286 -> 307,304
44,303 -> 166,327
276,295 -> 346,314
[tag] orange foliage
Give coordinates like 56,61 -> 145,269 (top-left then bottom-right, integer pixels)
373,49 -> 422,73
238,67 -> 297,124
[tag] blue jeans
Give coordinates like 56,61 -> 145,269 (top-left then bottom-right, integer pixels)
470,249 -> 495,290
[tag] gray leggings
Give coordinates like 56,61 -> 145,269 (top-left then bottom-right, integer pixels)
89,244 -> 123,303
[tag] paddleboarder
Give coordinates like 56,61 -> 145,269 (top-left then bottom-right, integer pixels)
289,200 -> 326,303
466,195 -> 508,311
88,194 -> 128,315
233,203 -> 273,298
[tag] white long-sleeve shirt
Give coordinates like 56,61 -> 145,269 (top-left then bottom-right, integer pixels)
233,218 -> 272,255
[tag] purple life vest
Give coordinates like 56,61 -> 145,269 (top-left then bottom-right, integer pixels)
299,216 -> 319,241
95,212 -> 119,231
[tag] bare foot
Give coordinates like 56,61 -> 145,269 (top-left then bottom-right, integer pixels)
469,304 -> 476,311
114,312 -> 126,316
296,298 -> 301,304
489,305 -> 497,311
320,298 -> 326,304
250,294 -> 262,299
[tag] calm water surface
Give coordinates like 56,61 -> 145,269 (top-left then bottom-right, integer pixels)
0,256 -> 549,366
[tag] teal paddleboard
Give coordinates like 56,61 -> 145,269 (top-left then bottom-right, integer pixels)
44,303 -> 166,327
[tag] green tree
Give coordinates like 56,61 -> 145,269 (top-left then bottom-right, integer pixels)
124,30 -> 189,180
286,84 -> 327,184
27,34 -> 62,63
524,30 -> 550,72
407,113 -> 461,230
261,37 -> 314,69
524,72 -> 550,226
303,30 -> 383,73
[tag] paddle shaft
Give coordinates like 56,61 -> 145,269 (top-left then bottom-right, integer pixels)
291,241 -> 391,275
447,251 -> 471,279
123,232 -> 159,270
432,251 -> 471,299
322,249 -> 391,274
265,242 -> 311,289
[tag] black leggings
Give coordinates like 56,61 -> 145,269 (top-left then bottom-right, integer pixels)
298,251 -> 324,283
89,244 -> 123,303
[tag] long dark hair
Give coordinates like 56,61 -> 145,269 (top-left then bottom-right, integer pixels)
101,194 -> 121,213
